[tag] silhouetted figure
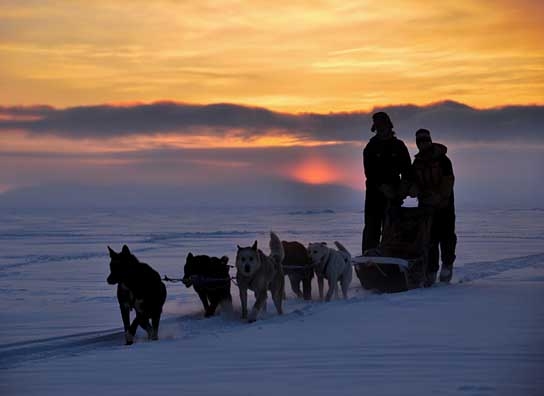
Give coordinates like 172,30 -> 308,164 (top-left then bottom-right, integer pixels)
362,111 -> 411,254
411,128 -> 457,285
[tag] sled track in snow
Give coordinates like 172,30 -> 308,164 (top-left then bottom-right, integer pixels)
0,311 -> 212,370
455,252 -> 544,283
0,328 -> 124,370
0,301 -> 319,370
2,253 -> 543,370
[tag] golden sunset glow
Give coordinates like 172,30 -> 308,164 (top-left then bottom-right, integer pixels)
1,1 -> 543,112
0,130 -> 344,154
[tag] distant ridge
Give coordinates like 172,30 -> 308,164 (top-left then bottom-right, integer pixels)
0,181 -> 362,210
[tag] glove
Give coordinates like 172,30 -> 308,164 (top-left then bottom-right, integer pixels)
408,184 -> 419,198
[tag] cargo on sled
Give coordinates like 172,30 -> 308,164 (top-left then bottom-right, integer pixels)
353,207 -> 433,293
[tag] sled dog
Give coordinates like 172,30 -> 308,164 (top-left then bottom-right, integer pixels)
282,240 -> 313,300
182,253 -> 233,317
107,245 -> 167,345
307,241 -> 352,301
236,232 -> 285,322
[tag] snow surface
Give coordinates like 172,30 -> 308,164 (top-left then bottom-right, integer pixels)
1,207 -> 543,395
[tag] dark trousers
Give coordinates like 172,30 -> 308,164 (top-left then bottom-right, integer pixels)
362,189 -> 388,253
428,205 -> 457,273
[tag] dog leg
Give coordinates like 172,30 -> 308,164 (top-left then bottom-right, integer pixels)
207,296 -> 220,317
129,317 -> 139,335
151,314 -> 160,341
289,275 -> 303,299
136,314 -> 153,339
302,277 -> 312,300
197,291 -> 210,317
341,278 -> 349,299
325,277 -> 337,302
239,287 -> 248,320
341,267 -> 352,299
127,315 -> 143,342
248,290 -> 267,323
272,287 -> 284,315
220,294 -> 234,316
318,276 -> 324,301
119,304 -> 133,345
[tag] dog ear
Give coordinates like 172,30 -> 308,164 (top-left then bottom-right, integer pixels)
108,246 -> 116,258
221,255 -> 229,264
237,245 -> 241,250
121,245 -> 131,255
187,252 -> 193,260
252,240 -> 258,250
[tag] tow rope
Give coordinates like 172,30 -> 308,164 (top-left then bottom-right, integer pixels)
162,274 -> 239,287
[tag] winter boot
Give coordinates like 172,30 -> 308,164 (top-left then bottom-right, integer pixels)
439,265 -> 453,283
424,271 -> 437,287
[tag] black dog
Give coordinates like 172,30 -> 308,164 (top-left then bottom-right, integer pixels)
107,245 -> 167,345
282,241 -> 314,300
182,253 -> 232,317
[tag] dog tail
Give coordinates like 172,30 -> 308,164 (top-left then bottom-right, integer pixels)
269,231 -> 285,266
334,241 -> 351,259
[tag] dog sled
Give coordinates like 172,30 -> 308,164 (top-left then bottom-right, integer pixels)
353,207 -> 433,293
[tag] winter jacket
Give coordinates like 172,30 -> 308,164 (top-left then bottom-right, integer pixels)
412,143 -> 454,209
363,135 -> 412,191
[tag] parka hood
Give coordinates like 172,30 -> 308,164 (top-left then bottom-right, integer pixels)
415,142 -> 447,160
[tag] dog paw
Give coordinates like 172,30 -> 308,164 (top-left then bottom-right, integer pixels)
247,311 -> 258,323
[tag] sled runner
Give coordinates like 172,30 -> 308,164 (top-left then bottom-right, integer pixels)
353,207 -> 433,292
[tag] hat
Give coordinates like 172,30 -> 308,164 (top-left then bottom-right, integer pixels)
415,128 -> 432,142
371,112 -> 393,132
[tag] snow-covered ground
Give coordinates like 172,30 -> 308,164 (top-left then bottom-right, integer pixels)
1,207 -> 543,395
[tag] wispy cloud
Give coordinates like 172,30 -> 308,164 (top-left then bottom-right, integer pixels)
1,1 -> 543,111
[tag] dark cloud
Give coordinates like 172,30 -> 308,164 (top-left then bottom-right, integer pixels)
1,100 -> 543,143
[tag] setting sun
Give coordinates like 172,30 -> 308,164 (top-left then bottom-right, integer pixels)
292,157 -> 338,185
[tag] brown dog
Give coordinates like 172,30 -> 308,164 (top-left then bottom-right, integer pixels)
282,241 -> 313,300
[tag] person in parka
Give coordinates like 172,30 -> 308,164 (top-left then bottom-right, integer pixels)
362,111 -> 412,254
411,128 -> 457,284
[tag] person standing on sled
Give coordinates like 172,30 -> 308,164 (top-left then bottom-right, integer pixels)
411,128 -> 457,285
362,111 -> 412,254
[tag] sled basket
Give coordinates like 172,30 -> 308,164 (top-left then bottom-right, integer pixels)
353,207 -> 433,292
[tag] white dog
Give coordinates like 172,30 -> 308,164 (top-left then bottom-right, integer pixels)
235,232 -> 285,322
307,241 -> 352,301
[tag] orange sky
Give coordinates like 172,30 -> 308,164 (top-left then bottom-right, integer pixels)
1,1 -> 543,196
1,0 -> 543,113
